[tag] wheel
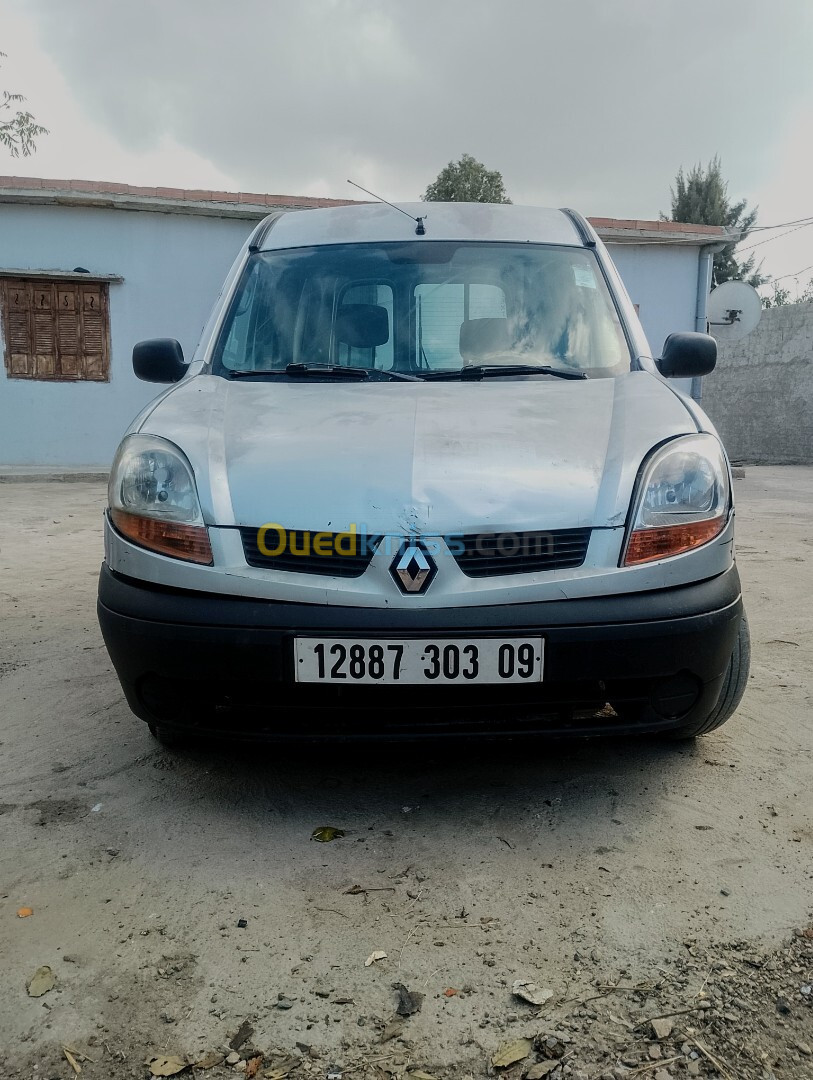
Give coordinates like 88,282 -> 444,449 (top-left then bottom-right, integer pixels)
666,612 -> 750,739
147,722 -> 190,749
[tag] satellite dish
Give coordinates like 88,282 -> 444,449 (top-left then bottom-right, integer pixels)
707,280 -> 762,342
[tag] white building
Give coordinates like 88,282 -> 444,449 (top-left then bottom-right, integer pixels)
0,177 -> 729,468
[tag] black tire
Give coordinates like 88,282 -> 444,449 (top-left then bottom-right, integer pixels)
147,722 -> 190,749
666,612 -> 751,739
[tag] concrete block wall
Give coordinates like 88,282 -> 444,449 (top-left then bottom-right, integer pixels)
702,302 -> 813,464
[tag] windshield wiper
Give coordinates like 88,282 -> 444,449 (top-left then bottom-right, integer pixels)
229,364 -> 422,382
370,369 -> 423,382
424,364 -> 588,381
288,363 -> 374,379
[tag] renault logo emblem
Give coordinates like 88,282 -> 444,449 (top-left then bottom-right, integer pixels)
391,539 -> 437,595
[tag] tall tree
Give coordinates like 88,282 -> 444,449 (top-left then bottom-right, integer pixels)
423,153 -> 511,204
666,156 -> 764,286
1,51 -> 48,157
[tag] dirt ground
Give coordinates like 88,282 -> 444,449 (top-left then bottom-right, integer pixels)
0,469 -> 810,1080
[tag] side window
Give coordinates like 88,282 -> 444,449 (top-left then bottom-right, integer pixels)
414,282 -> 507,369
415,283 -> 463,370
336,283 -> 393,369
220,262 -> 260,370
469,283 -> 506,320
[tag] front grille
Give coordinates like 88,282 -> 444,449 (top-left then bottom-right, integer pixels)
239,527 -> 375,578
452,527 -> 591,578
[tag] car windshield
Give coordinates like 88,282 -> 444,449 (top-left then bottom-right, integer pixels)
212,242 -> 631,379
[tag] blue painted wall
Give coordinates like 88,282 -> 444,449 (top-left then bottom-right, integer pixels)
607,243 -> 700,357
0,204 -> 252,466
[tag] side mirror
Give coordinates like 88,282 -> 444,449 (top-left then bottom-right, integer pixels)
656,332 -> 717,378
133,338 -> 187,383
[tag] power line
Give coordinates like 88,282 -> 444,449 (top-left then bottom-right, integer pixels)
767,262 -> 813,284
747,215 -> 813,232
737,220 -> 813,252
623,214 -> 813,250
599,215 -> 813,251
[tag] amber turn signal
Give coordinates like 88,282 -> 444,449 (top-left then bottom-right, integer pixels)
624,517 -> 723,566
110,508 -> 213,565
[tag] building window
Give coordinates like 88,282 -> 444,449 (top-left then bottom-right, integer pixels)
1,277 -> 111,381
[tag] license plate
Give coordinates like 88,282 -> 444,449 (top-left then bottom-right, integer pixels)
294,637 -> 544,684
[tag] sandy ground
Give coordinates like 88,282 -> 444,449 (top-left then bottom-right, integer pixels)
0,470 -> 810,1080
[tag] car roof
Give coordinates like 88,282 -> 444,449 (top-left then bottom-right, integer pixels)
254,202 -> 587,251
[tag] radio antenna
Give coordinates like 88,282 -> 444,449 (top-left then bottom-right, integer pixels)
347,180 -> 426,235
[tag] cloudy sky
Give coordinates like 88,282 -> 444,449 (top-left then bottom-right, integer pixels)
2,0 -> 813,289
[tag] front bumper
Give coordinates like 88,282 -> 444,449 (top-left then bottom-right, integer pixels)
97,562 -> 743,740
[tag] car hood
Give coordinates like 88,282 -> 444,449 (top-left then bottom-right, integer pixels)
140,372 -> 697,534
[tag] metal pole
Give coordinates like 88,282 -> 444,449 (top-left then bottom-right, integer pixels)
692,241 -> 727,403
692,249 -> 714,402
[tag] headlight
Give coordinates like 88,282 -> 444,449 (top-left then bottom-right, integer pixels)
623,434 -> 730,566
108,435 -> 212,564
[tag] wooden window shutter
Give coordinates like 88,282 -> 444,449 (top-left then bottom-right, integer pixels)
1,276 -> 111,381
31,282 -> 57,378
2,279 -> 34,378
56,286 -> 82,378
79,283 -> 110,380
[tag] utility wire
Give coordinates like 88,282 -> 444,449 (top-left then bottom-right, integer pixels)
632,219 -> 813,249
737,220 -> 813,253
767,262 -> 813,284
747,215 -> 813,232
607,214 -> 813,250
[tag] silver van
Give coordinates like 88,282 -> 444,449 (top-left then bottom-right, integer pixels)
97,203 -> 748,744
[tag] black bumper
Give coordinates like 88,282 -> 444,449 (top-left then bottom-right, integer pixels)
97,563 -> 743,740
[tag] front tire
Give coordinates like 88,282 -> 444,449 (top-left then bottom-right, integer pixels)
147,722 -> 190,749
667,612 -> 750,739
